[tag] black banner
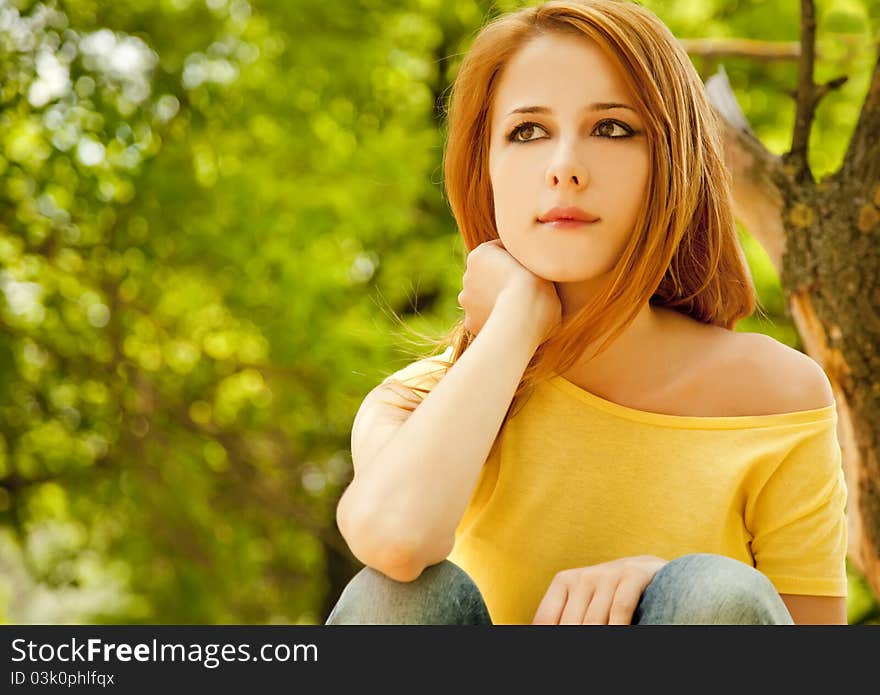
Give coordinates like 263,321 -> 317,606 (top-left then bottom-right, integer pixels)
2,625 -> 876,691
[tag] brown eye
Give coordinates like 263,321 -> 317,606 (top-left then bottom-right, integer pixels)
517,125 -> 536,141
593,120 -> 632,138
508,122 -> 547,143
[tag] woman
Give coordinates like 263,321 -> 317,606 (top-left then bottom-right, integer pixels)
327,0 -> 848,625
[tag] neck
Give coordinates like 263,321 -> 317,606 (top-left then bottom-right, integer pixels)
556,277 -> 665,392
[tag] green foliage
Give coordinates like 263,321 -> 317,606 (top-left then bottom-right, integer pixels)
1,0 -> 876,623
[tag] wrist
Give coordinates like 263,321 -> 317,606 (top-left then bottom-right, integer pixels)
495,283 -> 547,351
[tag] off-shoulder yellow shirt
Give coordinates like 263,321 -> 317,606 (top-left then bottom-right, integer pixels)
384,348 -> 848,625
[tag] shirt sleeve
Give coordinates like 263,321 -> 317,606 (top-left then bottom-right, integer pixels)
381,345 -> 454,395
746,413 -> 848,597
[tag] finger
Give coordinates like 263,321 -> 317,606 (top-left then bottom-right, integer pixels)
606,578 -> 644,625
532,579 -> 568,625
559,583 -> 594,625
581,578 -> 617,625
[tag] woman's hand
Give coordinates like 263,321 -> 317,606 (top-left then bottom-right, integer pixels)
532,555 -> 668,625
457,238 -> 561,344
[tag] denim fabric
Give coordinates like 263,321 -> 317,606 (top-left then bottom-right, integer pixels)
325,559 -> 492,625
632,552 -> 794,624
324,553 -> 794,625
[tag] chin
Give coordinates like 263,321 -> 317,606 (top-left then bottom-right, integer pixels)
520,259 -> 606,284
502,238 -> 610,281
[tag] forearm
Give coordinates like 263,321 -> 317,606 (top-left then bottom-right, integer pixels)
341,287 -> 543,574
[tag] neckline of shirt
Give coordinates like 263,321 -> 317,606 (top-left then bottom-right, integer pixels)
547,375 -> 836,430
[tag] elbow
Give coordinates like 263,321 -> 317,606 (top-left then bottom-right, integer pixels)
370,542 -> 432,583
375,532 -> 456,583
336,493 -> 453,583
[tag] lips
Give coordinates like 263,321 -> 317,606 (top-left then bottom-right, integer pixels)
538,206 -> 600,223
540,218 -> 596,229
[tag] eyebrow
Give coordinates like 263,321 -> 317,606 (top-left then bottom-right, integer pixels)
505,102 -> 637,117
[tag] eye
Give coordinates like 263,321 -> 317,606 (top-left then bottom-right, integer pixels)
507,121 -> 548,143
593,119 -> 633,138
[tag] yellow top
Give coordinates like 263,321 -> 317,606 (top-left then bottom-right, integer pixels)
384,347 -> 848,625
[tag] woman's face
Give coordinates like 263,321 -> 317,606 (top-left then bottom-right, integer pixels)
488,32 -> 650,285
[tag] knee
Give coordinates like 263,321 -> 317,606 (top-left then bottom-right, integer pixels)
325,559 -> 491,625
639,553 -> 793,625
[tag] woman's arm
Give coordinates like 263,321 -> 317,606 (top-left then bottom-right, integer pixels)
779,595 -> 847,625
337,283 -> 547,582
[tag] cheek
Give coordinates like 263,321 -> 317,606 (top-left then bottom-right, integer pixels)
627,169 -> 650,223
490,167 -> 530,222
604,155 -> 649,220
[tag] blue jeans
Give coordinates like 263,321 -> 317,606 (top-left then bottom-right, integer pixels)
325,553 -> 794,625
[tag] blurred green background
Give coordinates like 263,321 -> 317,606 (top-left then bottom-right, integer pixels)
0,0 -> 877,624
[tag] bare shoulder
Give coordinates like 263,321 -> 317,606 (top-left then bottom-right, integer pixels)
720,330 -> 835,414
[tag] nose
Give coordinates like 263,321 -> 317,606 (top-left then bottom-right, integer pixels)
546,147 -> 589,190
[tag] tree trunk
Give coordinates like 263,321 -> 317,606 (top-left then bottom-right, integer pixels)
705,30 -> 880,603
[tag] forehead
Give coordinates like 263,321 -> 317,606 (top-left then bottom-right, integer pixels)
492,33 -> 634,118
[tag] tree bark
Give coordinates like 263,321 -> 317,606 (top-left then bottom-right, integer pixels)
679,38 -> 801,62
705,34 -> 880,605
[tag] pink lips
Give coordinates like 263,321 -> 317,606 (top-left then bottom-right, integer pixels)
541,218 -> 595,229
538,206 -> 600,226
